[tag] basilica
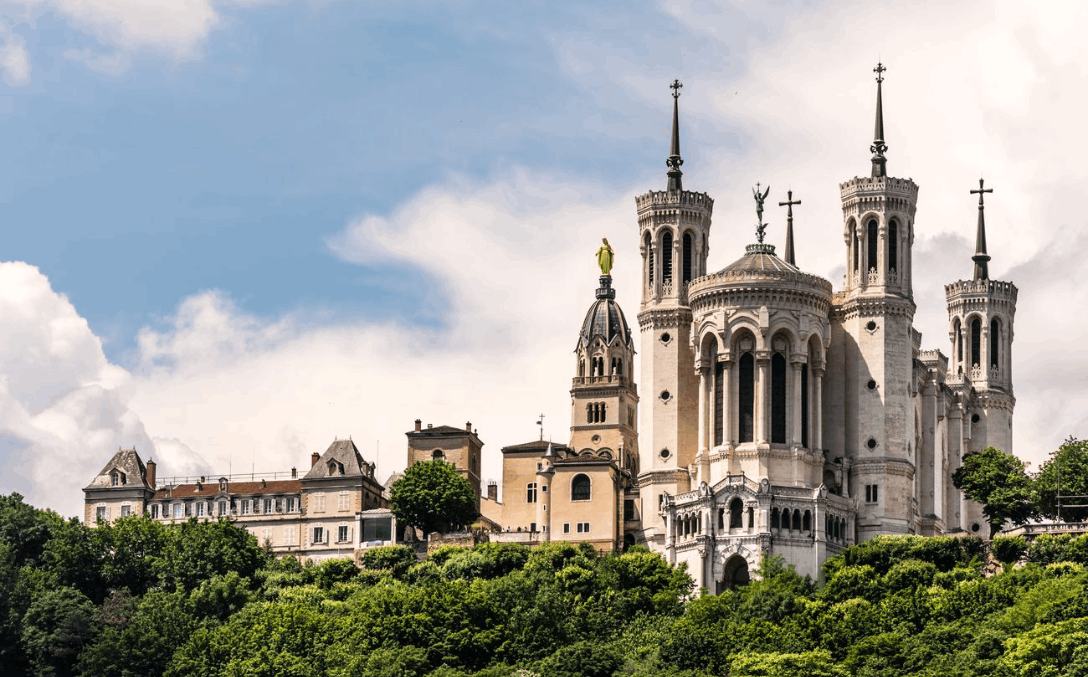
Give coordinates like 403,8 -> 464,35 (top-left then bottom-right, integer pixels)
84,65 -> 1018,587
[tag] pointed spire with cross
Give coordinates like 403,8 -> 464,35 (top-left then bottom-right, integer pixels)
971,178 -> 994,280
666,79 -> 684,192
871,62 -> 888,177
778,189 -> 801,266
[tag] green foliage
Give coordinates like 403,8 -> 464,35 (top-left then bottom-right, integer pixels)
953,446 -> 1036,537
537,640 -> 623,677
361,545 -> 417,577
730,649 -> 848,677
1029,533 -> 1073,565
1034,436 -> 1088,522
154,517 -> 269,592
992,535 -> 1029,565
389,460 -> 479,535
20,586 -> 98,677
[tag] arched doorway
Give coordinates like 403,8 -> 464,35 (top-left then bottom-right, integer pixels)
720,555 -> 751,591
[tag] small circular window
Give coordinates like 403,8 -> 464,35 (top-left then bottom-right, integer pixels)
867,379 -> 877,391
591,434 -> 601,444
971,523 -> 981,533
660,448 -> 671,459
660,390 -> 671,402
866,438 -> 877,450
866,320 -> 878,332
971,414 -> 980,424
660,332 -> 672,344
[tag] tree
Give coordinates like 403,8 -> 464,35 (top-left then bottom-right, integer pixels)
1034,436 -> 1088,522
952,446 -> 1035,538
389,460 -> 478,536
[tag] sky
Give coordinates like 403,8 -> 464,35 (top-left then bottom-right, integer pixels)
0,0 -> 1086,518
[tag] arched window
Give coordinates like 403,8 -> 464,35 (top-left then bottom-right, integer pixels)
850,220 -> 859,274
801,363 -> 809,448
771,507 -> 780,529
867,219 -> 879,272
645,232 -> 653,287
954,319 -> 962,366
432,450 -> 444,461
682,232 -> 694,283
661,230 -> 673,283
792,510 -> 802,531
990,319 -> 1000,369
600,403 -> 607,422
739,352 -> 755,443
586,404 -> 592,423
771,351 -> 787,444
747,507 -> 754,530
971,318 -> 982,367
571,474 -> 591,501
729,498 -> 743,528
803,510 -> 811,532
714,359 -> 725,446
579,359 -> 585,377
888,220 -> 898,274
781,509 -> 791,530
719,508 -> 726,530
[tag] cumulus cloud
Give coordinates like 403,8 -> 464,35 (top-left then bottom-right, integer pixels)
0,21 -> 30,85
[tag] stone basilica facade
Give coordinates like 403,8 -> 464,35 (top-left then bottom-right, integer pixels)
614,69 -> 1018,586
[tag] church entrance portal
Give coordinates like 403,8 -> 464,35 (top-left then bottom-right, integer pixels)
720,555 -> 751,591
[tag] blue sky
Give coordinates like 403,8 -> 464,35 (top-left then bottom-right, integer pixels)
2,0 -> 1087,516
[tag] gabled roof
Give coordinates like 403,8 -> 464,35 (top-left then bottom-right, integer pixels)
303,439 -> 375,481
84,447 -> 152,491
501,440 -> 574,455
406,424 -> 481,441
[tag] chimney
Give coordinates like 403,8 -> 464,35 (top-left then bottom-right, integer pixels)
291,467 -> 297,479
414,419 -> 422,432
311,452 -> 320,467
145,458 -> 156,487
487,481 -> 498,502
466,421 -> 472,432
427,423 -> 433,429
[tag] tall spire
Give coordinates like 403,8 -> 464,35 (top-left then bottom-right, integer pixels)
779,190 -> 801,266
666,79 -> 684,192
970,178 -> 994,280
870,62 -> 888,178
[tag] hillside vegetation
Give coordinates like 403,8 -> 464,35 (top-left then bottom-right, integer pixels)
4,493 -> 1088,676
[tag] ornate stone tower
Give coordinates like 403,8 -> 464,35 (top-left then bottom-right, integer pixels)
571,271 -> 639,475
636,80 -> 714,547
831,63 -> 920,540
944,179 -> 1017,534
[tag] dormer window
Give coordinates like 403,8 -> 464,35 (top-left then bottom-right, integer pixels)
218,478 -> 227,492
110,470 -> 127,486
328,461 -> 344,476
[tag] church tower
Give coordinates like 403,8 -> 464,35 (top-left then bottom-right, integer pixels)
944,179 -> 1017,534
636,80 -> 714,546
830,63 -> 919,540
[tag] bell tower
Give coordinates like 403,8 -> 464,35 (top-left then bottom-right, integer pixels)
836,63 -> 920,540
945,178 -> 1017,534
636,80 -> 714,547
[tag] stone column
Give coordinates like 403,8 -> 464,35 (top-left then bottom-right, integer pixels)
697,362 -> 709,455
812,365 -> 824,452
664,508 -> 675,564
791,355 -> 805,446
756,351 -> 770,444
981,323 -> 990,386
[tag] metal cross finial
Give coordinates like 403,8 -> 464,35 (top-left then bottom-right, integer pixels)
537,413 -> 545,441
874,62 -> 886,84
971,177 -> 993,206
778,189 -> 801,215
670,79 -> 683,99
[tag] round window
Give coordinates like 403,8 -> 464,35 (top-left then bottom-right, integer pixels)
867,379 -> 877,391
660,390 -> 671,402
866,438 -> 877,450
591,434 -> 601,444
660,332 -> 672,344
660,448 -> 671,459
971,523 -> 981,533
971,414 -> 981,424
866,320 -> 878,332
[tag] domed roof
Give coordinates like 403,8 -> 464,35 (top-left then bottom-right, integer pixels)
579,276 -> 633,348
718,243 -> 802,275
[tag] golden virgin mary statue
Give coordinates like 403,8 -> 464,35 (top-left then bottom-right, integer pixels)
596,238 -> 614,276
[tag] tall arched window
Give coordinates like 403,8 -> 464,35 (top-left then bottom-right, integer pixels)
714,359 -> 725,446
739,352 -> 754,443
771,352 -> 787,444
971,318 -> 982,367
954,319 -> 962,366
803,510 -> 811,532
600,403 -> 607,421
771,507 -> 780,529
801,363 -> 809,448
682,232 -> 693,283
867,219 -> 879,272
888,220 -> 898,274
990,319 -> 1000,370
792,510 -> 802,531
850,220 -> 859,274
661,231 -> 674,283
645,232 -> 653,288
586,404 -> 592,423
571,474 -> 591,501
729,498 -> 743,528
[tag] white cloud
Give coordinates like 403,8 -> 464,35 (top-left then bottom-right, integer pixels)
0,21 -> 30,85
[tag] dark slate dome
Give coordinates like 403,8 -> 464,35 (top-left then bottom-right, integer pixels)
579,276 -> 633,348
718,243 -> 803,275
